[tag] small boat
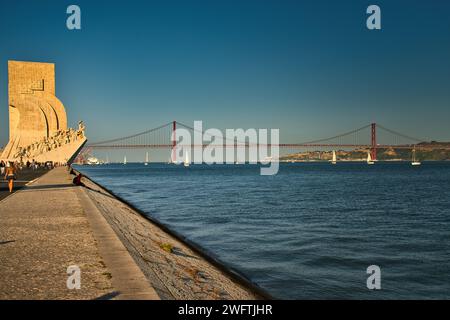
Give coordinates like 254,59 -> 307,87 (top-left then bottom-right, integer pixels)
331,150 -> 337,165
86,157 -> 100,165
123,156 -> 127,165
184,151 -> 190,167
145,152 -> 149,166
367,151 -> 375,165
411,148 -> 421,166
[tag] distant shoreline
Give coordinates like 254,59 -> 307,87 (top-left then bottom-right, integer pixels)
279,159 -> 450,163
74,160 -> 450,166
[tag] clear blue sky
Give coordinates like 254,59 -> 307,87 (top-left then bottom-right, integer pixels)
1,0 -> 450,151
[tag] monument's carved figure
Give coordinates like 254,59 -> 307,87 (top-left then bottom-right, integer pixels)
1,61 -> 86,163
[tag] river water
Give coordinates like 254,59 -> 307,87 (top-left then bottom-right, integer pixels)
74,162 -> 450,299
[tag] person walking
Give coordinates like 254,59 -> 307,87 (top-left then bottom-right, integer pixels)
5,162 -> 17,193
0,160 -> 5,176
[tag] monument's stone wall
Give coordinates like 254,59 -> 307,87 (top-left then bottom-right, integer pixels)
1,61 -> 85,163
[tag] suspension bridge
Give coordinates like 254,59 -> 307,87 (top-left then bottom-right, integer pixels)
76,121 -> 446,163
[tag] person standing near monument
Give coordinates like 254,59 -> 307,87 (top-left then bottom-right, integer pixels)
0,160 -> 5,176
5,162 -> 17,193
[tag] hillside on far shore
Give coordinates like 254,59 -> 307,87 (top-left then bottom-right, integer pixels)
280,142 -> 450,161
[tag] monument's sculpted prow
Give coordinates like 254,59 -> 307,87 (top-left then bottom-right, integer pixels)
1,60 -> 86,163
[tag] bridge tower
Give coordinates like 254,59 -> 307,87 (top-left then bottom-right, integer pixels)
371,123 -> 377,161
171,120 -> 177,163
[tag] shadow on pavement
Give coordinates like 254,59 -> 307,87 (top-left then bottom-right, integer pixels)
94,291 -> 121,300
0,240 -> 16,245
21,184 -> 74,191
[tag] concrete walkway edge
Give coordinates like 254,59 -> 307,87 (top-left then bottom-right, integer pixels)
76,187 -> 160,300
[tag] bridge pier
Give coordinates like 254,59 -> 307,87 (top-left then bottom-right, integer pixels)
172,121 -> 177,163
371,123 -> 377,161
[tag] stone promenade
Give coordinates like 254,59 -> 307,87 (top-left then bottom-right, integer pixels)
0,167 -> 159,300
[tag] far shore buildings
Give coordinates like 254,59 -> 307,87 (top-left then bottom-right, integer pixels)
0,60 -> 86,163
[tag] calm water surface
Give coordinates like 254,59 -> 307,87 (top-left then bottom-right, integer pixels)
75,162 -> 450,299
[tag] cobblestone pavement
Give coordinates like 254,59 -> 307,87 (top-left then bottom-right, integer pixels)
0,167 -> 114,299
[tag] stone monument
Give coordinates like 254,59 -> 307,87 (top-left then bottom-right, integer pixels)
0,60 -> 86,163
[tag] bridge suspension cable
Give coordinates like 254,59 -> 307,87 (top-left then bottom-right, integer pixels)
376,124 -> 427,144
295,124 -> 372,145
176,121 -> 252,145
88,122 -> 173,146
86,121 -> 430,150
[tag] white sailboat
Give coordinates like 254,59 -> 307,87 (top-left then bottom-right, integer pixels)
184,151 -> 190,167
411,148 -> 421,166
145,152 -> 149,166
123,156 -> 127,165
331,150 -> 337,165
367,151 -> 375,165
